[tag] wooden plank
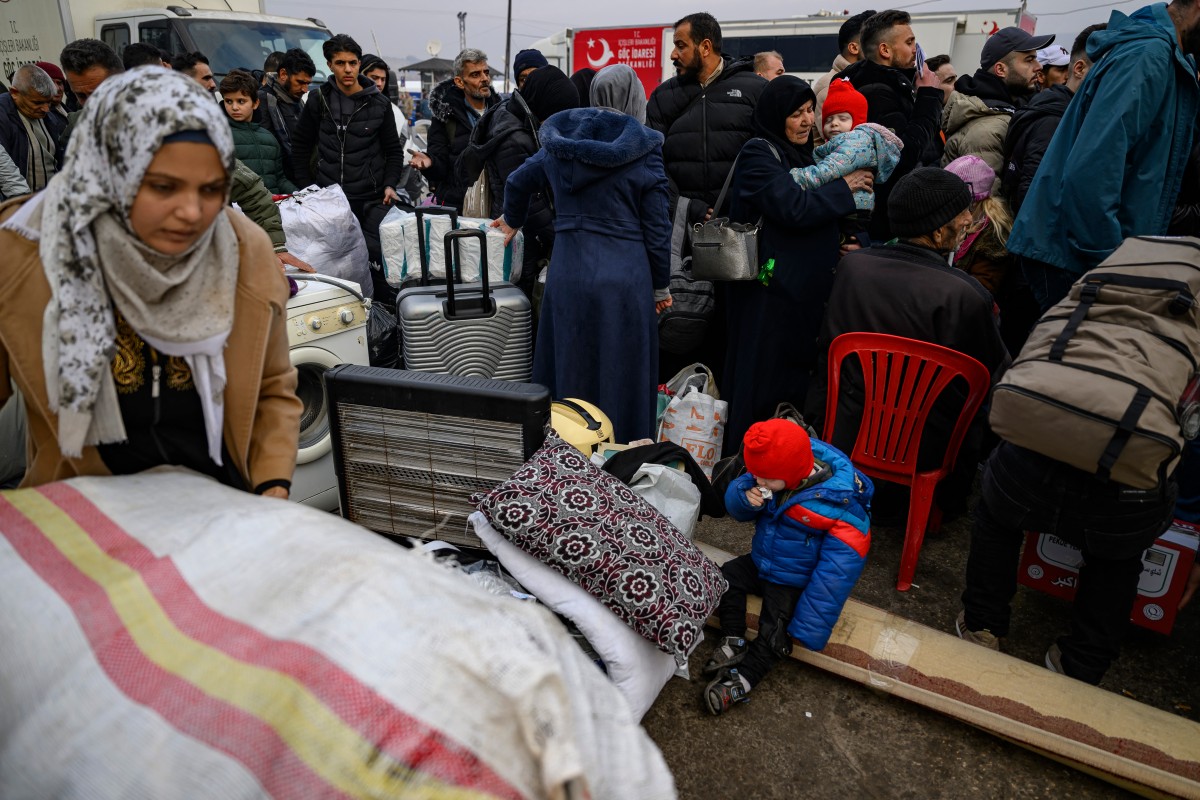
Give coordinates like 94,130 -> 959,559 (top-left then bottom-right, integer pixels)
698,543 -> 1200,800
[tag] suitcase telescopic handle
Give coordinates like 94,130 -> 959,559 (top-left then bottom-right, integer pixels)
414,205 -> 458,287
443,227 -> 492,316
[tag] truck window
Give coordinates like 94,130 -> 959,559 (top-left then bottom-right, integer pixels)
101,24 -> 132,56
723,34 -> 840,74
139,21 -> 185,58
177,20 -> 329,80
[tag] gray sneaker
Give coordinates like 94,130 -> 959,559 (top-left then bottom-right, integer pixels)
703,636 -> 748,675
1045,642 -> 1065,674
955,610 -> 1000,651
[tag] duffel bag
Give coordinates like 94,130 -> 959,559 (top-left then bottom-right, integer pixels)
989,236 -> 1200,489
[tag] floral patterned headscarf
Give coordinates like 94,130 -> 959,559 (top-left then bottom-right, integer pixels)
37,66 -> 239,461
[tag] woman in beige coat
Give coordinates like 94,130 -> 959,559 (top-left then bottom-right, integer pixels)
0,67 -> 300,496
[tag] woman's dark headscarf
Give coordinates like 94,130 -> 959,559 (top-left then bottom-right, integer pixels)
518,66 -> 580,124
751,75 -> 816,168
570,68 -> 596,107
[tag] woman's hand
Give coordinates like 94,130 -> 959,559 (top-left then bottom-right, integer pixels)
489,216 -> 519,246
261,486 -> 289,500
655,295 -> 673,315
843,169 -> 874,194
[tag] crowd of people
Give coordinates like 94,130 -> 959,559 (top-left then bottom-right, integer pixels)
1,1 -> 1199,718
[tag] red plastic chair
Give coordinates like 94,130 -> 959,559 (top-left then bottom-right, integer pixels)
822,332 -> 992,591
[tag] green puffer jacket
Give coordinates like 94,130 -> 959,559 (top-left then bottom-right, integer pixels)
230,160 -> 287,252
940,91 -> 1011,180
229,119 -> 297,195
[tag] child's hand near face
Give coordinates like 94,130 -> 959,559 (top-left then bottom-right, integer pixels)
746,487 -> 764,507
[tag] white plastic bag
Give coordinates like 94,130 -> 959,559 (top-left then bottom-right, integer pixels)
277,184 -> 373,297
657,385 -> 728,479
379,207 -> 524,287
629,464 -> 702,540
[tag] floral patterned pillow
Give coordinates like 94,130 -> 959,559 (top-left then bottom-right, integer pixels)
474,436 -> 727,665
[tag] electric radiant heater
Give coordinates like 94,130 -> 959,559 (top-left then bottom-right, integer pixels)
325,365 -> 549,549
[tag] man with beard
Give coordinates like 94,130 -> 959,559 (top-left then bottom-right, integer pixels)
291,33 -> 405,295
940,28 -> 1054,181
411,48 -> 499,210
837,10 -> 946,241
258,48 -> 315,184
646,13 -> 765,384
647,12 -> 765,227
1007,0 -> 1200,310
808,168 -> 1009,522
171,51 -> 217,96
1002,25 -> 1105,216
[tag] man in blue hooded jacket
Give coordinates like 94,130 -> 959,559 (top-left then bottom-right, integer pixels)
1006,0 -> 1200,310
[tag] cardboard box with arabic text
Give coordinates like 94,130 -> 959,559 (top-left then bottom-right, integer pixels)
1017,521 -> 1200,635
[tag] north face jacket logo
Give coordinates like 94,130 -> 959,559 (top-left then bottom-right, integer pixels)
727,88 -> 742,98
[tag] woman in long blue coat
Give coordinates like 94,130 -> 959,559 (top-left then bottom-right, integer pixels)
496,108 -> 672,443
722,76 -> 873,450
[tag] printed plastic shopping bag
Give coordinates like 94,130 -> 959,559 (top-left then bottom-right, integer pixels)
658,385 -> 727,479
277,184 -> 373,298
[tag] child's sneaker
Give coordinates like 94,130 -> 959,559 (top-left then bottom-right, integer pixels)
703,635 -> 747,675
704,668 -> 751,716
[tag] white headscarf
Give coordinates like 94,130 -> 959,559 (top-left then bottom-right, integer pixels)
16,67 -> 239,464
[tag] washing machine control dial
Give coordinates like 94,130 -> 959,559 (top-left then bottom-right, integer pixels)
339,308 -> 354,325
309,317 -> 322,331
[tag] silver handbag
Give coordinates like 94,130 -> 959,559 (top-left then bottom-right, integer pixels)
690,140 -> 780,282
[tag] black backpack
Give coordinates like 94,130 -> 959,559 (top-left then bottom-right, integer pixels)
658,201 -> 715,354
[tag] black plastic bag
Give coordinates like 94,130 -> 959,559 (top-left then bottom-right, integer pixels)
366,300 -> 401,369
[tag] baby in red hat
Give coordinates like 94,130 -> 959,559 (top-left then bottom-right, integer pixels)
785,78 -> 902,250
703,418 -> 873,715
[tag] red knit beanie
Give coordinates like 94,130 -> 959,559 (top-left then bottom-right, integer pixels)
742,419 -> 815,490
822,78 -> 867,129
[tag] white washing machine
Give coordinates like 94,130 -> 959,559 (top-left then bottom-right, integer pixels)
286,275 -> 369,510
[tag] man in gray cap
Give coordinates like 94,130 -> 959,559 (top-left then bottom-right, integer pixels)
940,27 -> 1054,177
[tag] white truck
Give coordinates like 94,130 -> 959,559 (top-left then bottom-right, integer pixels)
530,9 -> 1037,97
0,0 -> 331,80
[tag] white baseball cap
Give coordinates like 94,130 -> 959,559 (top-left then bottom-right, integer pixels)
1037,45 -> 1071,67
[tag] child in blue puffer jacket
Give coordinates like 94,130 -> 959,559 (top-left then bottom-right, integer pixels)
704,419 -> 873,715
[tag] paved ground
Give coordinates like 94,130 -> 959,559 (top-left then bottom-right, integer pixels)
640,492 -> 1200,799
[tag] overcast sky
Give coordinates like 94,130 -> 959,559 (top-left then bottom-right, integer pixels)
264,0 -> 1145,71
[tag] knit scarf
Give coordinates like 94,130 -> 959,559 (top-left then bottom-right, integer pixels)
18,111 -> 55,191
29,67 -> 239,464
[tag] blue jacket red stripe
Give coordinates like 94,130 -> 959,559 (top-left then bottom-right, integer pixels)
725,439 -> 873,650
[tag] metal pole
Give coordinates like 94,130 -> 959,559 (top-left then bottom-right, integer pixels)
503,0 -> 512,93
457,12 -> 467,53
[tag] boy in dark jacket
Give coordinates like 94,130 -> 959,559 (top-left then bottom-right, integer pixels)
705,419 -> 873,715
220,71 -> 296,196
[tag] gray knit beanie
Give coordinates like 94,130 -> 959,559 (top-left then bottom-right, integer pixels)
888,168 -> 973,238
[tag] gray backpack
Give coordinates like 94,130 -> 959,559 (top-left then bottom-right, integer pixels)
989,237 -> 1200,489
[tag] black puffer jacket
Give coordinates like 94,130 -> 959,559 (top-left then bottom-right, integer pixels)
457,96 -> 554,249
1000,83 -> 1072,215
646,57 -> 765,222
426,77 -> 499,209
290,76 -> 404,201
838,58 -> 943,241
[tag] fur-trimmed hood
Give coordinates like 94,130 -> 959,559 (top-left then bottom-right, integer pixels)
539,108 -> 663,191
540,107 -> 661,166
428,77 -> 460,122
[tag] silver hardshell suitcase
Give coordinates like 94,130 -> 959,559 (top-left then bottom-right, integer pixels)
397,226 -> 533,382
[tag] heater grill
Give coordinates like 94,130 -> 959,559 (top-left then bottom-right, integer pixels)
326,365 -> 549,548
